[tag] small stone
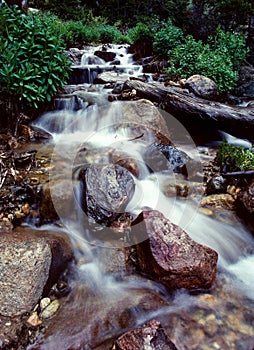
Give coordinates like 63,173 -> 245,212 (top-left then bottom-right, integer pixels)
21,203 -> 30,215
14,211 -> 25,219
40,297 -> 51,311
40,299 -> 60,320
199,207 -> 214,216
27,312 -> 43,327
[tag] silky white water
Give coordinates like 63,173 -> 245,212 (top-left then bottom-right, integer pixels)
27,44 -> 254,349
34,100 -> 254,303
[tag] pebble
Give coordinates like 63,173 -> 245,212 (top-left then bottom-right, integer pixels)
21,203 -> 30,215
40,297 -> 51,311
27,312 -> 43,327
40,299 -> 60,320
198,207 -> 214,216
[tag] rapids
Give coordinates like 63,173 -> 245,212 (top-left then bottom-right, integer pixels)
29,44 -> 254,349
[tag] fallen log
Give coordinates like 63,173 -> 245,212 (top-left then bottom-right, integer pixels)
122,80 -> 254,139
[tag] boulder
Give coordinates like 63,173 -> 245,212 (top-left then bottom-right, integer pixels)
121,99 -> 172,145
0,229 -> 73,317
133,210 -> 218,291
113,319 -> 178,350
183,75 -> 219,100
80,163 -> 135,226
94,50 -> 116,62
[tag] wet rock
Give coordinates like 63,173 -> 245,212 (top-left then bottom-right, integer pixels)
113,319 -> 178,350
80,163 -> 135,226
206,175 -> 227,195
0,229 -> 73,317
40,299 -> 60,320
238,180 -> 254,213
121,99 -> 172,145
161,176 -> 205,199
200,193 -> 236,210
183,75 -> 219,100
94,50 -> 116,62
27,312 -> 43,327
39,180 -> 75,222
143,143 -> 192,176
133,210 -> 218,291
64,48 -> 83,65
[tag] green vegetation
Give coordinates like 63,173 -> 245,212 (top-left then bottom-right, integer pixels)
157,25 -> 248,93
37,12 -> 128,47
215,139 -> 254,171
0,4 -> 71,108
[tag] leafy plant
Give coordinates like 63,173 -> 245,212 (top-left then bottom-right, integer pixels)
0,4 -> 71,108
163,27 -> 247,93
128,22 -> 154,43
215,139 -> 254,172
153,21 -> 184,55
208,27 -> 248,70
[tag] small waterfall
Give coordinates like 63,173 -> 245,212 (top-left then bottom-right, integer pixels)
34,101 -> 254,299
69,44 -> 143,84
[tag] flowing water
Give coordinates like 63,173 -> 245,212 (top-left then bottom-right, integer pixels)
28,45 -> 254,349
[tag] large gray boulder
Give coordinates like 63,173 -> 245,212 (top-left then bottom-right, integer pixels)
0,229 -> 73,317
133,210 -> 218,291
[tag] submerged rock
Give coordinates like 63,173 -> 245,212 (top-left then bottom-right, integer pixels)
200,193 -> 236,210
113,319 -> 178,350
0,229 -> 73,317
133,210 -> 218,291
80,163 -> 135,226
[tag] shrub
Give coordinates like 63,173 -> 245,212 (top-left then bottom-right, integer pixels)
153,21 -> 184,55
0,4 -> 71,108
97,25 -> 127,44
164,28 -> 247,93
208,27 -> 248,70
128,22 -> 153,43
215,139 -> 254,171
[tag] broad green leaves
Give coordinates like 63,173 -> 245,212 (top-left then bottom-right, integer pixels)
0,4 -> 71,108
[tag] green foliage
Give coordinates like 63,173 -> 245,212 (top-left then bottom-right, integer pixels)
208,27 -> 248,70
0,4 -> 71,108
160,25 -> 248,93
128,22 -> 154,43
37,12 -> 128,47
153,21 -> 184,55
215,139 -> 254,171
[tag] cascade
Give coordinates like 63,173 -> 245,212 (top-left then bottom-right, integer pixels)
29,44 -> 254,350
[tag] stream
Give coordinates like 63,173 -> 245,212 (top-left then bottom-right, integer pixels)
27,44 -> 254,349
